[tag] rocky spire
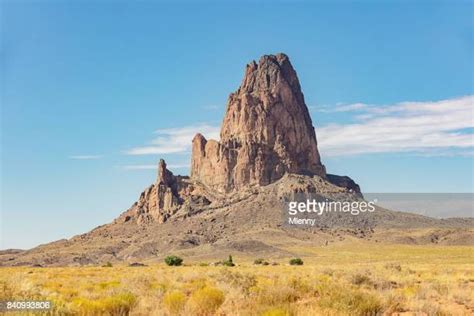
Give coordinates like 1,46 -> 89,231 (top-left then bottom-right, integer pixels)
157,159 -> 174,186
191,53 -> 326,192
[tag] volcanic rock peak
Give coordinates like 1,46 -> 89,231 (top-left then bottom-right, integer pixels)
192,53 -> 326,192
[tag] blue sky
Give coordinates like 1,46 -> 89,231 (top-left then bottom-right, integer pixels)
1,1 -> 473,249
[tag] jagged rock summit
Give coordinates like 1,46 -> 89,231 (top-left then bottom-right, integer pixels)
191,53 -> 326,192
122,53 -> 360,224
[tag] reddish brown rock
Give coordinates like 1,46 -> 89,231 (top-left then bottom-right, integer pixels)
191,53 -> 326,192
127,159 -> 185,224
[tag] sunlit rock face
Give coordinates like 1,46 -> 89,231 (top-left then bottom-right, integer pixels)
191,53 -> 326,192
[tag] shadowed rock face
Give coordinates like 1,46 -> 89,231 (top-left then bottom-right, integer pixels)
191,53 -> 326,192
326,174 -> 363,198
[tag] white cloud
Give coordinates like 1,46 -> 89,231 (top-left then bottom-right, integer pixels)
126,124 -> 220,155
317,96 -> 474,157
69,155 -> 103,160
314,102 -> 370,113
124,96 -> 473,158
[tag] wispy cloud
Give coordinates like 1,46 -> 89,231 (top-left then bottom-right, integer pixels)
126,124 -> 220,155
69,155 -> 103,160
314,102 -> 370,113
317,96 -> 474,157
125,96 -> 473,158
121,163 -> 189,170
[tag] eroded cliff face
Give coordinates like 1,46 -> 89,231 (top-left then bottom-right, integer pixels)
120,53 -> 359,225
191,53 -> 326,192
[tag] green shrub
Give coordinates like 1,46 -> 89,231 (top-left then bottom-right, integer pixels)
102,262 -> 113,267
289,258 -> 304,266
223,255 -> 235,267
254,258 -> 264,265
254,258 -> 270,265
165,255 -> 183,266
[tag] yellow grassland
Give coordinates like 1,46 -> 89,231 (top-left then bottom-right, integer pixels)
1,243 -> 473,315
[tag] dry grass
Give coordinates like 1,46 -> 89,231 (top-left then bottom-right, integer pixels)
0,244 -> 473,315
